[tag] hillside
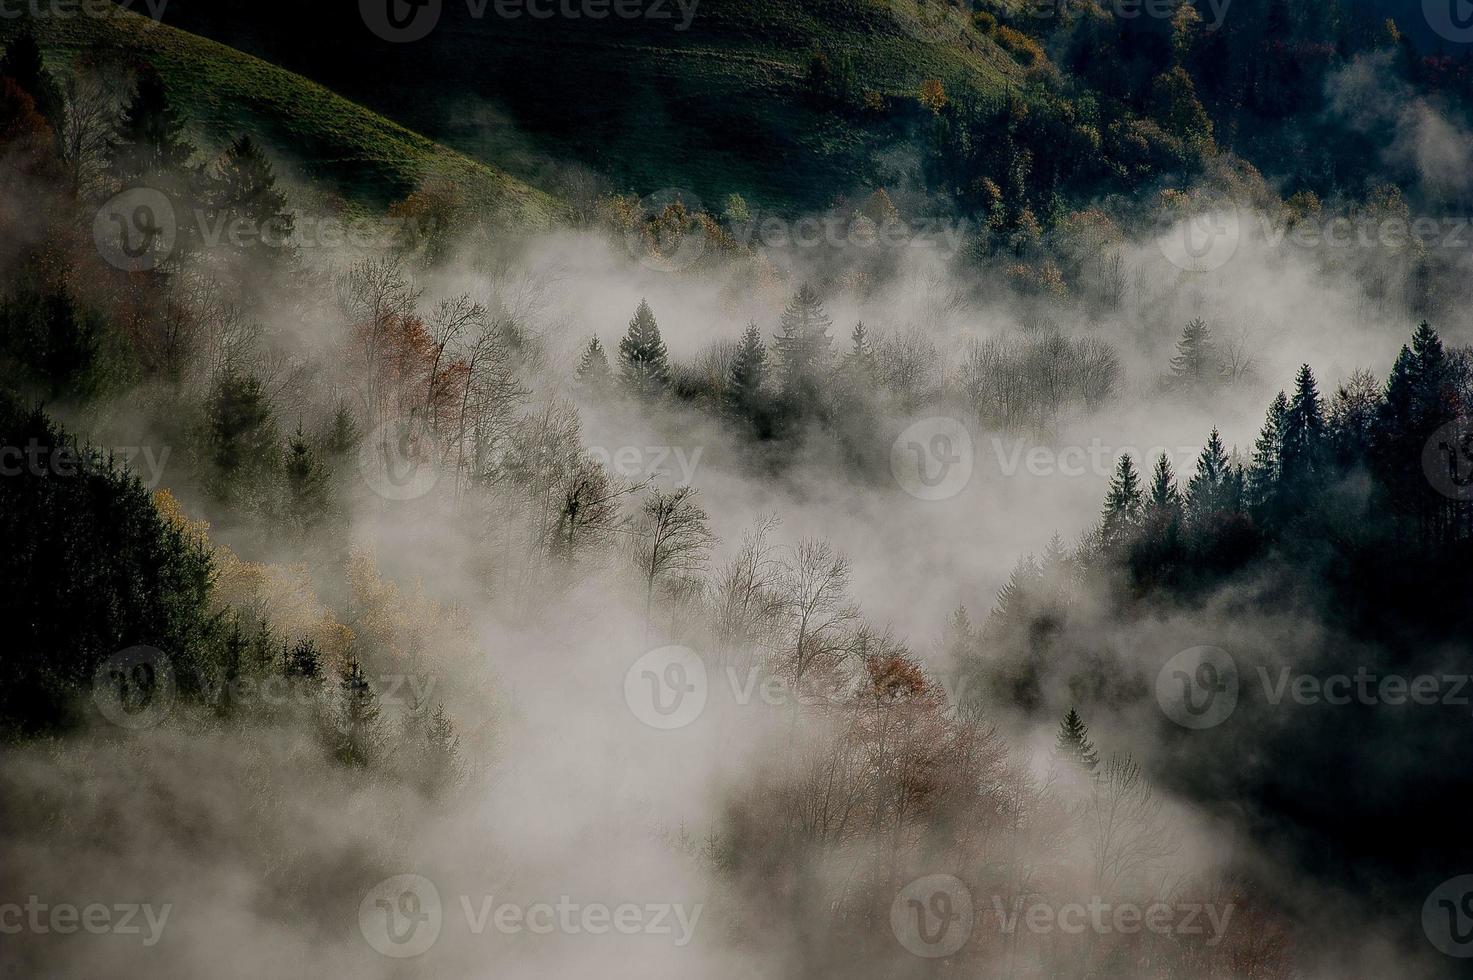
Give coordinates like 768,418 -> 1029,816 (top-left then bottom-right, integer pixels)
0,8 -> 564,223
132,0 -> 1035,211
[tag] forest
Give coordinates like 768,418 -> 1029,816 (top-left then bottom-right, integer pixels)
1,1 -> 1472,977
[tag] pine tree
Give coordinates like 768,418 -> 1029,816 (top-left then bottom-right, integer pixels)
1101,454 -> 1144,549
575,335 -> 612,393
617,299 -> 670,400
322,403 -> 361,461
205,367 -> 279,497
992,554 -> 1042,624
416,704 -> 465,798
1186,428 -> 1231,519
0,28 -> 62,136
1056,707 -> 1100,773
333,655 -> 382,768
110,63 -> 194,180
773,284 -> 834,415
1144,452 -> 1184,534
1169,318 -> 1221,388
724,322 -> 767,423
285,639 -> 323,681
284,423 -> 330,530
1248,391 -> 1288,515
1280,365 -> 1326,496
211,135 -> 293,246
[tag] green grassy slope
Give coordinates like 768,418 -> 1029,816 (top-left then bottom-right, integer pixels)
0,9 -> 563,224
136,0 -> 1035,211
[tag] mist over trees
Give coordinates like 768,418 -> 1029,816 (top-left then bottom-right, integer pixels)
2,10 -> 1472,980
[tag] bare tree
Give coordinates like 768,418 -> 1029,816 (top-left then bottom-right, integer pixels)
632,485 -> 715,632
59,66 -> 121,197
1080,753 -> 1178,894
776,538 -> 859,688
709,515 -> 785,667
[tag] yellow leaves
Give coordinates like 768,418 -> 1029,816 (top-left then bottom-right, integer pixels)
153,489 -> 210,543
919,78 -> 947,114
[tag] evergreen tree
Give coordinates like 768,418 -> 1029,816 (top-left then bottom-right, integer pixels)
211,135 -> 293,248
1280,364 -> 1326,496
110,63 -> 194,181
1144,452 -> 1184,532
773,284 -> 834,416
333,655 -> 382,767
1186,428 -> 1231,519
0,28 -> 62,137
1056,707 -> 1100,774
617,299 -> 670,400
322,403 -> 361,461
992,554 -> 1043,625
204,367 -> 279,496
284,423 -> 331,530
1101,454 -> 1144,549
412,703 -> 465,798
575,335 -> 611,387
284,639 -> 323,681
0,395 -> 217,735
1169,318 -> 1221,388
1248,391 -> 1289,516
724,322 -> 768,423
